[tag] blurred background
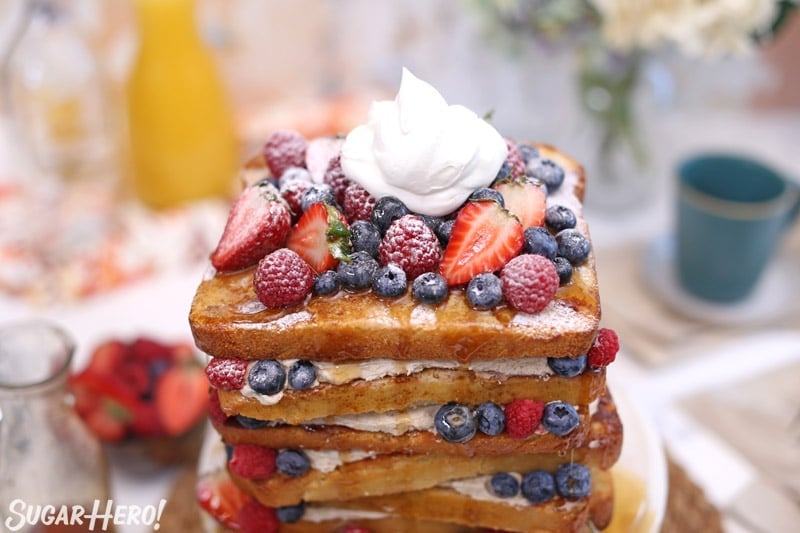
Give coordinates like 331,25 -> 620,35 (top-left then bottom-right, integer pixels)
0,1 -> 798,532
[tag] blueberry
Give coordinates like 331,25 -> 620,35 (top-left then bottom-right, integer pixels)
434,403 -> 477,443
547,355 -> 587,378
337,251 -> 379,291
489,472 -> 519,498
545,205 -> 577,232
248,360 -> 286,395
555,463 -> 591,500
276,501 -> 305,523
466,273 -> 503,309
556,229 -> 591,264
491,161 -> 514,186
278,166 -> 311,188
313,270 -> 340,296
475,402 -> 505,436
412,272 -> 448,304
224,445 -> 234,461
419,215 -> 445,236
235,415 -> 269,429
371,196 -> 409,234
434,219 -> 455,246
468,187 -> 505,207
350,220 -> 382,258
521,470 -> 556,504
553,256 -> 573,285
522,226 -> 558,260
288,360 -> 316,390
255,177 -> 279,190
527,158 -> 565,192
276,449 -> 311,477
300,183 -> 336,211
517,144 -> 540,164
372,264 -> 408,298
542,401 -> 579,436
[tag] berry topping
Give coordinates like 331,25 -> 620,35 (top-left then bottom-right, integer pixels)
475,401 -> 506,436
504,399 -> 545,440
323,154 -> 352,205
253,248 -> 315,308
343,182 -> 376,222
587,328 -> 619,369
434,403 -> 477,443
466,273 -> 503,309
434,218 -> 456,247
521,470 -> 556,504
419,215 -> 445,236
379,215 -> 441,280
517,143 -> 540,164
229,444 -> 277,480
305,136 -> 344,183
553,256 -> 573,285
372,264 -> 408,298
490,472 -> 520,498
248,360 -> 286,396
337,251 -> 379,291
547,355 -> 587,378
211,181 -> 292,272
555,463 -> 592,500
545,205 -> 577,232
371,196 -> 409,234
197,470 -> 253,530
235,415 -> 269,429
556,228 -> 591,264
288,360 -> 317,390
300,184 -> 337,212
411,272 -> 449,304
468,187 -> 505,206
350,220 -> 382,258
527,158 -> 565,192
278,166 -> 312,189
276,449 -> 311,477
263,130 -> 308,178
492,178 -> 546,229
286,202 -> 351,273
501,254 -> 559,314
276,502 -> 305,523
505,138 -> 527,178
208,390 -> 229,426
238,500 -> 279,533
492,161 -> 514,186
522,226 -> 558,260
280,179 -> 313,220
206,358 -> 248,391
313,270 -> 340,296
542,401 -> 580,436
439,201 -> 523,287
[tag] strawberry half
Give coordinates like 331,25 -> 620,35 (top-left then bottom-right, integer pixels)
211,181 -> 292,272
439,201 -> 524,286
155,364 -> 209,436
286,202 -> 351,273
493,178 -> 546,229
197,470 -> 252,530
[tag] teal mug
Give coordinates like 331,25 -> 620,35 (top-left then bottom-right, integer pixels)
676,154 -> 800,302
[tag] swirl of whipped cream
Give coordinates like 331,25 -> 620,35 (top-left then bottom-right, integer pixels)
340,68 -> 507,217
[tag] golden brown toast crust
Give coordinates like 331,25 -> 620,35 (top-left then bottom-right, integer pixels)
188,144 -> 600,363
218,368 -> 607,423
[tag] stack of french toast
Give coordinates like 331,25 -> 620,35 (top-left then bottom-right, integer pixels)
190,70 -> 622,532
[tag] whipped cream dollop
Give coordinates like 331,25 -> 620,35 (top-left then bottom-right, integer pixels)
340,68 -> 507,216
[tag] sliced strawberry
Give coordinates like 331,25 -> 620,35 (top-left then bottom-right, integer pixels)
169,341 -> 197,363
70,370 -> 138,442
130,337 -> 173,363
87,340 -> 127,375
85,406 -> 128,442
286,202 -> 351,273
492,178 -> 546,229
211,181 -> 292,272
439,201 -> 524,286
155,365 -> 209,436
197,470 -> 252,530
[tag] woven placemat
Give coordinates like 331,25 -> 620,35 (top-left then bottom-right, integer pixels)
156,458 -> 723,532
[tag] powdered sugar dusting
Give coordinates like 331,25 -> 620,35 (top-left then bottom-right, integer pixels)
410,304 -> 437,326
509,300 -> 597,336
236,300 -> 267,314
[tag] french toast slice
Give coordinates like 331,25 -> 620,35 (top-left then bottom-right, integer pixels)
189,144 -> 600,363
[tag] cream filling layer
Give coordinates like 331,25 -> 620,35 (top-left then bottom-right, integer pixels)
441,474 -> 583,510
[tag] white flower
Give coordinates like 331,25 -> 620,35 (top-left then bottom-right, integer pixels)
589,0 -> 778,57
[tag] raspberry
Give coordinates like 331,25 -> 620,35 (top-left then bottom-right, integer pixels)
206,358 -> 248,391
253,248 -> 314,308
323,154 -> 352,205
207,390 -> 229,425
504,399 -> 545,439
587,328 -> 619,369
229,444 -> 277,479
378,215 -> 441,279
280,179 -> 312,221
238,499 -> 279,533
501,254 -> 559,314
263,130 -> 307,178
505,138 -> 526,179
343,182 -> 376,222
